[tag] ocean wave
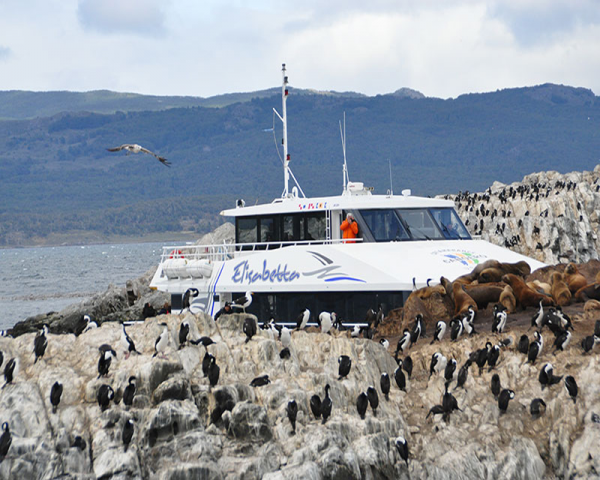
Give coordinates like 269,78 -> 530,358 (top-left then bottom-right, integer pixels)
1,292 -> 97,302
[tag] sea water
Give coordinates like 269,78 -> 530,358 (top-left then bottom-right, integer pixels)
0,242 -> 168,330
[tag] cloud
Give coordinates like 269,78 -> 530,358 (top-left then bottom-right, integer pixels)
77,0 -> 169,36
0,46 -> 11,61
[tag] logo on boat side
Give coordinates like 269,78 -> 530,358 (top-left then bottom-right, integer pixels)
298,202 -> 327,210
232,260 -> 300,284
432,249 -> 487,267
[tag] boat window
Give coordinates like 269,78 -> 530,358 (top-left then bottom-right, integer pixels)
397,209 -> 444,240
429,208 -> 471,240
306,214 -> 326,241
282,215 -> 294,241
237,217 -> 258,244
260,217 -> 275,243
360,209 -> 409,242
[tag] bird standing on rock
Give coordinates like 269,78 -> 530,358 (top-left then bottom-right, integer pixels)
178,321 -> 190,349
50,381 -> 63,414
97,384 -> 115,411
295,308 -> 311,330
232,291 -> 253,313
320,384 -> 332,424
338,355 -> 352,380
97,347 -> 116,379
380,373 -> 391,400
565,376 -> 578,403
491,374 -> 501,399
250,374 -> 271,387
34,325 -> 49,363
123,376 -> 137,409
207,356 -> 220,390
530,398 -> 547,418
243,317 -> 257,343
121,324 -> 139,358
122,419 -> 135,452
395,436 -> 409,467
3,358 -> 17,388
153,323 -> 169,359
528,331 -> 543,365
0,423 -> 12,463
357,392 -> 369,419
431,320 -> 447,344
498,389 -> 515,414
286,399 -> 298,433
366,386 -> 379,416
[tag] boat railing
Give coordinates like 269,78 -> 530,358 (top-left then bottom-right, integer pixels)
159,238 -> 363,264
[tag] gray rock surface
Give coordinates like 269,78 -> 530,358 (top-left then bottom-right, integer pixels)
2,306 -> 599,479
441,165 -> 600,264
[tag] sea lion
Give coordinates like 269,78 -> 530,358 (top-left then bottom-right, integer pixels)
499,285 -> 517,313
440,277 -> 454,303
455,260 -> 502,285
531,280 -> 552,296
550,271 -> 572,306
453,282 -> 478,316
596,271 -> 600,284
501,274 -> 554,309
464,283 -> 504,310
414,284 -> 446,300
564,263 -> 588,294
477,268 -> 505,284
575,283 -> 600,302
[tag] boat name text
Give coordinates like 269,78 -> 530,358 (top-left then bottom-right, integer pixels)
232,260 -> 300,284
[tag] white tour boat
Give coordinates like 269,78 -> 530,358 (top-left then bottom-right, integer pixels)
150,65 -> 545,321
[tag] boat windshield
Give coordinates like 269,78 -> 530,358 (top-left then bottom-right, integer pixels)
358,208 -> 470,242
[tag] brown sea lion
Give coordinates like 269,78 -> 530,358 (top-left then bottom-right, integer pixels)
575,283 -> 600,302
550,271 -> 572,306
499,285 -> 517,313
464,283 -> 504,310
440,276 -> 454,302
477,268 -> 505,284
414,284 -> 446,300
501,260 -> 531,277
564,263 -> 588,294
596,271 -> 600,284
501,274 -> 554,309
531,280 -> 552,296
453,282 -> 478,316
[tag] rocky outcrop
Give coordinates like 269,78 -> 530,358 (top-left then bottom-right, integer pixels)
2,305 -> 600,479
440,164 -> 600,265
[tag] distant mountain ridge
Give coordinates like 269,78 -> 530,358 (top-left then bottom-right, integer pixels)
1,82 -> 599,247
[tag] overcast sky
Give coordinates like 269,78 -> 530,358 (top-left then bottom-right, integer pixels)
1,0 -> 599,99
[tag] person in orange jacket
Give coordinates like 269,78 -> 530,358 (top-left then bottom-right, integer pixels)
340,213 -> 359,243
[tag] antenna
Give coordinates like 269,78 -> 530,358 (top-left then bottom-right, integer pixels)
339,112 -> 350,193
273,64 -> 305,198
388,159 -> 394,195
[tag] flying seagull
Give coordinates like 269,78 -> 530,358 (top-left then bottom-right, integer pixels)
107,144 -> 171,167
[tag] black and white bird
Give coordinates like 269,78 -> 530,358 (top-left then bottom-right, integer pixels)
351,325 -> 361,338
380,373 -> 391,400
491,304 -> 507,334
530,398 -> 547,418
97,384 -> 115,411
376,305 -> 385,329
120,324 -> 139,359
182,288 -> 200,312
462,315 -> 477,336
366,386 -> 379,416
582,334 -> 600,354
442,382 -> 461,421
286,399 -> 298,433
402,356 -> 413,379
243,317 -> 257,343
153,323 -> 169,359
565,376 -> 578,403
431,320 -> 447,344
250,374 -> 271,387
531,300 -> 544,330
379,338 -> 390,350
429,352 -> 447,378
79,314 -> 98,335
178,320 -> 190,349
319,311 -> 335,334
539,363 -> 562,390
310,394 -> 322,420
50,381 -> 63,414
498,389 -> 515,414
357,392 -> 369,419
394,364 -> 406,392
474,342 -> 491,375
338,355 -> 352,380
527,331 -> 543,365
487,344 -> 500,372
34,324 -> 49,363
321,384 -> 332,424
202,352 -> 215,378
444,359 -> 457,382
3,358 -> 17,388
280,326 -> 292,348
97,347 -> 116,379
396,330 -> 411,354
191,336 -> 215,349
0,423 -> 11,463
456,360 -> 471,390
491,374 -> 501,399
123,376 -> 137,408
232,291 -> 253,313
295,308 -> 311,330
450,317 -> 464,341
517,334 -> 530,355
395,436 -> 409,467
410,314 -> 424,347
107,143 -> 171,167
553,330 -> 571,354
207,356 -> 220,390
122,419 -> 135,452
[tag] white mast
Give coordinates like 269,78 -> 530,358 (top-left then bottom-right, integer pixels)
340,112 -> 350,194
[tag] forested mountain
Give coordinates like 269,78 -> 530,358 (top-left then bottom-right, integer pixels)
1,83 -> 599,247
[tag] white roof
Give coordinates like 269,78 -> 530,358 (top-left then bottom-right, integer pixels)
221,192 -> 455,217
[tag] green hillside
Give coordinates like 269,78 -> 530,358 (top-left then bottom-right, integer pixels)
1,83 -> 599,247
